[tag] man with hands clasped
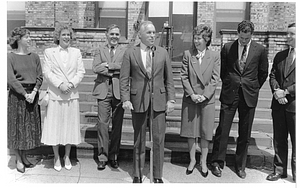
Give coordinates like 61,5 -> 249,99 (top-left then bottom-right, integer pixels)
267,23 -> 296,182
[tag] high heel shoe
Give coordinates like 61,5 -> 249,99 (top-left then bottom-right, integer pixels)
23,162 -> 35,168
200,169 -> 209,178
16,161 -> 25,173
64,156 -> 72,170
54,158 -> 62,172
186,164 -> 196,175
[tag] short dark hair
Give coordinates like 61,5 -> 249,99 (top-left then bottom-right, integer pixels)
237,20 -> 254,34
288,23 -> 295,28
106,24 -> 120,33
193,25 -> 213,46
53,24 -> 74,45
8,27 -> 30,49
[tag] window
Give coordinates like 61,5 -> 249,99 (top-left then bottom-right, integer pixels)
148,2 -> 195,61
214,2 -> 249,39
95,1 -> 127,37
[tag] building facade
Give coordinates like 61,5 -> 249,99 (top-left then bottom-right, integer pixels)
7,1 -> 295,62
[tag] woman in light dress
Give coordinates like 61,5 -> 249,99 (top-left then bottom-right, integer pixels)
41,24 -> 85,171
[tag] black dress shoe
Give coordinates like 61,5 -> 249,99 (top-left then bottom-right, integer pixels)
23,162 -> 35,168
266,173 -> 287,181
200,169 -> 209,178
97,161 -> 107,170
109,160 -> 119,169
153,178 -> 163,183
211,162 -> 222,177
132,177 -> 142,183
236,169 -> 246,179
186,165 -> 195,175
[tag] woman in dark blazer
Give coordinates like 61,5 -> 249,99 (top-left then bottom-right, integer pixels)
180,25 -> 220,177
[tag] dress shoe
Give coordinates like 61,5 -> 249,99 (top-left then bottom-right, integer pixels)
153,178 -> 164,183
211,162 -> 222,177
23,162 -> 35,168
266,173 -> 287,181
200,169 -> 209,178
16,162 -> 25,173
186,165 -> 195,175
109,160 -> 119,169
132,177 -> 142,183
64,156 -> 72,170
97,161 -> 107,171
236,169 -> 246,179
54,158 -> 62,172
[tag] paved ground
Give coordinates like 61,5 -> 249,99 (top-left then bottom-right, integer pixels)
5,154 -> 296,187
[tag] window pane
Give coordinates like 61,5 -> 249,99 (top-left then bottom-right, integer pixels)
98,1 -> 126,9
215,2 -> 246,38
149,2 -> 169,17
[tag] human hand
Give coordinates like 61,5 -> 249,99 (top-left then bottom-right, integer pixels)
166,101 -> 175,114
27,91 -> 37,103
274,89 -> 285,100
102,62 -> 109,68
197,95 -> 207,103
122,101 -> 134,111
59,82 -> 72,94
191,94 -> 201,103
277,97 -> 288,105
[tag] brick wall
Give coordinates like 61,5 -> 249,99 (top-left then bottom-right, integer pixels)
220,30 -> 288,64
22,1 -> 294,61
251,2 -> 296,31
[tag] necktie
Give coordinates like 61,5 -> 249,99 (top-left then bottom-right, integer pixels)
240,45 -> 247,72
110,46 -> 115,61
146,46 -> 152,77
285,47 -> 295,74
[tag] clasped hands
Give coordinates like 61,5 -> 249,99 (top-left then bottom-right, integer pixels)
191,94 -> 206,104
274,88 -> 289,105
25,90 -> 37,104
59,82 -> 74,94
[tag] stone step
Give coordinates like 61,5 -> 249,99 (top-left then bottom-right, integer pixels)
77,91 -> 272,110
81,111 -> 273,134
77,100 -> 272,119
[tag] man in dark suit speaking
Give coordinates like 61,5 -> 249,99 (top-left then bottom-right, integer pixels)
120,21 -> 175,183
210,20 -> 269,179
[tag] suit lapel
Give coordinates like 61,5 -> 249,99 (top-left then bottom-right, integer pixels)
200,50 -> 211,74
243,41 -> 256,72
190,50 -> 205,84
53,47 -> 69,79
286,58 -> 295,77
113,45 -> 122,62
232,41 -> 242,75
133,45 -> 148,78
104,45 -> 111,61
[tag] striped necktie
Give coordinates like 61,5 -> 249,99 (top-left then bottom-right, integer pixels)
240,45 -> 247,72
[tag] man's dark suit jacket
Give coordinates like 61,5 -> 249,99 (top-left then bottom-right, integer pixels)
269,49 -> 295,113
219,40 -> 269,107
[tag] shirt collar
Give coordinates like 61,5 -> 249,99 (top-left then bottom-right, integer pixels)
58,45 -> 69,52
140,42 -> 148,51
238,40 -> 251,47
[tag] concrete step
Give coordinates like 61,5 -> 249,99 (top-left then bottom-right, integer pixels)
27,124 -> 276,168
81,111 -> 273,134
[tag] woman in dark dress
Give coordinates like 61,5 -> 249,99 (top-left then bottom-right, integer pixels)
7,27 -> 43,173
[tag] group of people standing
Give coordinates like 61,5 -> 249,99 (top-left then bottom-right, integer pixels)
7,19 -> 295,183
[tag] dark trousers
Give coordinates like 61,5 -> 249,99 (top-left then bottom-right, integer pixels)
131,109 -> 166,179
211,88 -> 256,170
97,85 -> 124,161
272,109 -> 295,178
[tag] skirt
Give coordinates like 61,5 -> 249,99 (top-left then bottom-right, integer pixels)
180,101 -> 215,140
41,99 -> 81,145
7,89 -> 41,150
